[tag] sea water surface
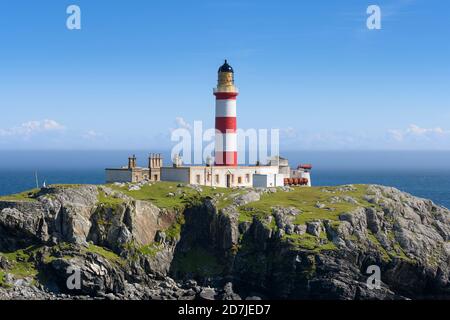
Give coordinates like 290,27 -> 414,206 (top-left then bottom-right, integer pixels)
0,151 -> 449,209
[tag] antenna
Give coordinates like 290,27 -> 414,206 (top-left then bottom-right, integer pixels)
35,171 -> 39,189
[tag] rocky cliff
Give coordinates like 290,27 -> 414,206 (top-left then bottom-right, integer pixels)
0,182 -> 449,300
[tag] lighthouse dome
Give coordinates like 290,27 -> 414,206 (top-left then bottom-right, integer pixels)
218,60 -> 234,73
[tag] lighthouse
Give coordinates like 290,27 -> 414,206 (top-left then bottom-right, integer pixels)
214,60 -> 238,166
107,60 -> 312,188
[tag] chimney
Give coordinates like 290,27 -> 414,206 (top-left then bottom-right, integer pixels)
128,155 -> 137,169
158,153 -> 163,167
149,153 -> 163,169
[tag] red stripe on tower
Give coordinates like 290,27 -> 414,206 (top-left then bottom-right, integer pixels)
214,92 -> 238,100
215,117 -> 237,133
214,60 -> 238,166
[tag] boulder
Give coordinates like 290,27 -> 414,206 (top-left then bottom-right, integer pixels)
221,282 -> 241,300
198,288 -> 217,300
306,221 -> 322,237
315,202 -> 326,209
233,191 -> 260,206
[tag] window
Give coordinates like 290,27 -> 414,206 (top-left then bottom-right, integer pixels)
245,174 -> 250,183
215,175 -> 220,183
196,175 -> 201,184
207,174 -> 211,182
231,175 -> 235,183
154,174 -> 158,181
238,177 -> 242,184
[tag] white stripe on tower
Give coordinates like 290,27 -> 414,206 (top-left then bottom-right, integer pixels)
215,99 -> 236,117
214,92 -> 238,166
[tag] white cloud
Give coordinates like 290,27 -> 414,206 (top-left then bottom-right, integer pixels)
0,119 -> 65,137
387,129 -> 404,142
174,117 -> 192,130
280,127 -> 298,139
388,124 -> 450,142
82,130 -> 105,140
277,126 -> 372,150
278,124 -> 450,150
42,119 -> 65,131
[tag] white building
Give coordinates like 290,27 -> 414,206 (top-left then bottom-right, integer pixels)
253,173 -> 285,188
161,163 -> 283,188
289,164 -> 312,187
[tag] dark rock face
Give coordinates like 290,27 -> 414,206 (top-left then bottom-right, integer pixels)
49,254 -> 126,296
0,184 -> 449,300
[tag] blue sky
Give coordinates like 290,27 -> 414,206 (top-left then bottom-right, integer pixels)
0,0 -> 449,150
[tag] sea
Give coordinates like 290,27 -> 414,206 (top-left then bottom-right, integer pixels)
1,150 -> 449,209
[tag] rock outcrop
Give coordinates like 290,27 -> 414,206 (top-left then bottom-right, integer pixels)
0,183 -> 449,300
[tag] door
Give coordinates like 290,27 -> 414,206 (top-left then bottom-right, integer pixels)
226,174 -> 231,188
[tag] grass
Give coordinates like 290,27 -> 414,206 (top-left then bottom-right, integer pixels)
165,214 -> 186,241
84,244 -> 124,265
284,233 -> 337,252
47,184 -> 83,189
43,254 -> 74,263
367,232 -> 391,262
0,189 -> 40,202
238,185 -> 375,227
97,188 -> 124,208
0,271 -> 10,288
0,181 -> 245,213
110,182 -> 198,210
109,181 -> 241,211
367,231 -> 414,263
121,241 -> 163,261
94,190 -> 126,228
236,185 -> 383,254
42,242 -> 127,266
0,184 -> 86,202
216,190 -> 247,210
238,207 -> 263,223
42,243 -> 77,263
391,243 -> 414,262
137,243 -> 163,258
0,246 -> 41,282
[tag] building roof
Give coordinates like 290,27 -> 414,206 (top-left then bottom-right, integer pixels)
162,165 -> 278,170
105,167 -> 149,171
218,60 -> 234,73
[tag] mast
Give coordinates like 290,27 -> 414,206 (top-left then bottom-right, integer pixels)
35,171 -> 39,189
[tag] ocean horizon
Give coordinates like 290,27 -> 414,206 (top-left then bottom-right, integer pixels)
1,150 -> 449,209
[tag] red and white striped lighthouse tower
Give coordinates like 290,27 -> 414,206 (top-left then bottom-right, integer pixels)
214,60 -> 238,166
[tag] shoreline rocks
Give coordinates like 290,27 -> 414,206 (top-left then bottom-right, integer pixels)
0,184 -> 449,300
